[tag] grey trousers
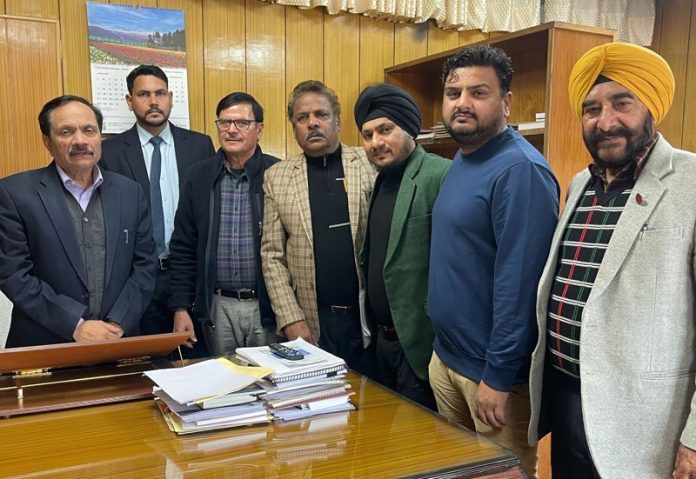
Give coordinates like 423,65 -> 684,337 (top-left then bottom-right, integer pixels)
205,295 -> 278,357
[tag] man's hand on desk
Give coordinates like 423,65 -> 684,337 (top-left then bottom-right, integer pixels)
173,310 -> 197,348
73,320 -> 124,342
475,380 -> 509,429
283,320 -> 317,345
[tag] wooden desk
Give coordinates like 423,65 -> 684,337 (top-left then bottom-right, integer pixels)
0,373 -> 523,478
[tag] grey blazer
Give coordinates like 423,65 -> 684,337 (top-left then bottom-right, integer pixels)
528,135 -> 696,478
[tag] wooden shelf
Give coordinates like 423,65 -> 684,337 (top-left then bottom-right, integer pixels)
385,21 -> 616,200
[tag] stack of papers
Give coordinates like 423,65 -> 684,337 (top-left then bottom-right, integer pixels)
237,338 -> 355,421
148,340 -> 356,434
145,358 -> 273,434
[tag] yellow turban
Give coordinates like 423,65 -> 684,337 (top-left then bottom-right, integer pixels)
568,42 -> 675,125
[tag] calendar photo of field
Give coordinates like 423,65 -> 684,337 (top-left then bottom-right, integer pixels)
87,3 -> 186,68
86,2 -> 191,134
89,41 -> 186,68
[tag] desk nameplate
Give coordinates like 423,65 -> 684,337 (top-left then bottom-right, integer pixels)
0,332 -> 189,418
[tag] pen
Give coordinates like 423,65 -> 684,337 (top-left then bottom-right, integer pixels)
123,229 -> 129,244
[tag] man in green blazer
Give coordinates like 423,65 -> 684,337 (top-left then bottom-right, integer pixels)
355,83 -> 450,409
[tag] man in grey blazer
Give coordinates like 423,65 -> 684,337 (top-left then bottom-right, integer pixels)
101,65 -> 214,346
528,42 -> 696,478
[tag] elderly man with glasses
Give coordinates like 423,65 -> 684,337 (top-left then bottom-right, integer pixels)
168,92 -> 280,356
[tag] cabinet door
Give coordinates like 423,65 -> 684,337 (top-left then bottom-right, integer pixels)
0,16 -> 62,179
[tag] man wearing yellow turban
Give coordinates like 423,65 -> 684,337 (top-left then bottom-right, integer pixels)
528,42 -> 696,479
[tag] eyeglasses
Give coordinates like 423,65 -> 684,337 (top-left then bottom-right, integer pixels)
215,119 -> 258,131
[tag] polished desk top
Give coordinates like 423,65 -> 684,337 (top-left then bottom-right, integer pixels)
1,373 -> 522,479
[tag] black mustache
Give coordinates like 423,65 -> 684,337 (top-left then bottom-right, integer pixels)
451,109 -> 477,121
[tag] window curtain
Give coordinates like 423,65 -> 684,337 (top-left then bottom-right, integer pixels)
259,0 -> 540,31
258,0 -> 655,44
544,0 -> 655,45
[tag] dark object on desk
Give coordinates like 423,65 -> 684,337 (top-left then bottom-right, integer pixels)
0,332 -> 189,418
268,342 -> 305,360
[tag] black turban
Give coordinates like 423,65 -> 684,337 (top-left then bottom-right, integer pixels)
354,83 -> 421,138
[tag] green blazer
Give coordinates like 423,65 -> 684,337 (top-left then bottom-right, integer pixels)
360,145 -> 451,381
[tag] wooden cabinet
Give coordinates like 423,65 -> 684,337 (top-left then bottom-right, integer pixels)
384,22 -> 615,199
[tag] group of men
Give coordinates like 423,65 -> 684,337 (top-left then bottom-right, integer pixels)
0,39 -> 694,479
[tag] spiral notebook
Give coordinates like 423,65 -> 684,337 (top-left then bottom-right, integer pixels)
235,338 -> 347,384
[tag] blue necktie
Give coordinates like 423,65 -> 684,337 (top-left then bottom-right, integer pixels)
149,136 -> 165,256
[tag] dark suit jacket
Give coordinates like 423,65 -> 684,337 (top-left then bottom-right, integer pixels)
0,163 -> 156,347
169,147 -> 279,329
100,123 -> 215,201
360,145 -> 451,381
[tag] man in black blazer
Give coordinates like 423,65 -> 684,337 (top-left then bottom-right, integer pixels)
169,92 -> 279,356
100,65 -> 214,349
0,95 -> 156,347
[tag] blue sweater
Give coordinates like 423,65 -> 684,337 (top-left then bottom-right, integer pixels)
428,127 -> 559,391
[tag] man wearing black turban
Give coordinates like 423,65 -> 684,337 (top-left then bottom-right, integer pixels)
355,83 -> 450,409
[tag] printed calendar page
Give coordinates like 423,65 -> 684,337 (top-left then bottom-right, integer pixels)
87,3 -> 190,134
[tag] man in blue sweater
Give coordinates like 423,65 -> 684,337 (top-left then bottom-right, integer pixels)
427,44 -> 559,478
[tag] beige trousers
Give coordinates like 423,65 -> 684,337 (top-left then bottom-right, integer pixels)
428,351 -> 537,478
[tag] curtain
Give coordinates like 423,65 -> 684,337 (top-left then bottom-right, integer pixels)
258,0 -> 654,43
544,0 -> 655,45
260,0 -> 540,31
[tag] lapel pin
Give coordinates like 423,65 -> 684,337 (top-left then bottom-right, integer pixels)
635,193 -> 645,205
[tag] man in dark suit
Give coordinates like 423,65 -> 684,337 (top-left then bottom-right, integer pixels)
355,84 -> 450,409
100,65 -> 215,346
0,95 -> 156,347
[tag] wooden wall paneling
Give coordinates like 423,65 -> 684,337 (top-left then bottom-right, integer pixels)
459,28 -> 487,45
678,1 -> 696,152
59,0 -> 100,98
394,21 -> 427,65
0,2 -> 4,14
245,0 -> 286,159
284,6 -> 323,158
114,0 -> 157,7
202,0 -> 246,147
426,20 -> 459,54
651,0 -> 665,54
488,31 -> 507,41
324,12 -> 360,147
0,17 -> 9,177
0,16 -> 62,178
161,0 -> 206,135
359,15 -> 394,90
650,0 -> 691,149
356,15 -> 395,146
5,0 -> 59,19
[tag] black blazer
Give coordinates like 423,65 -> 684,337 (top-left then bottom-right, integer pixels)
0,164 -> 157,347
100,123 -> 215,199
168,147 -> 279,329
